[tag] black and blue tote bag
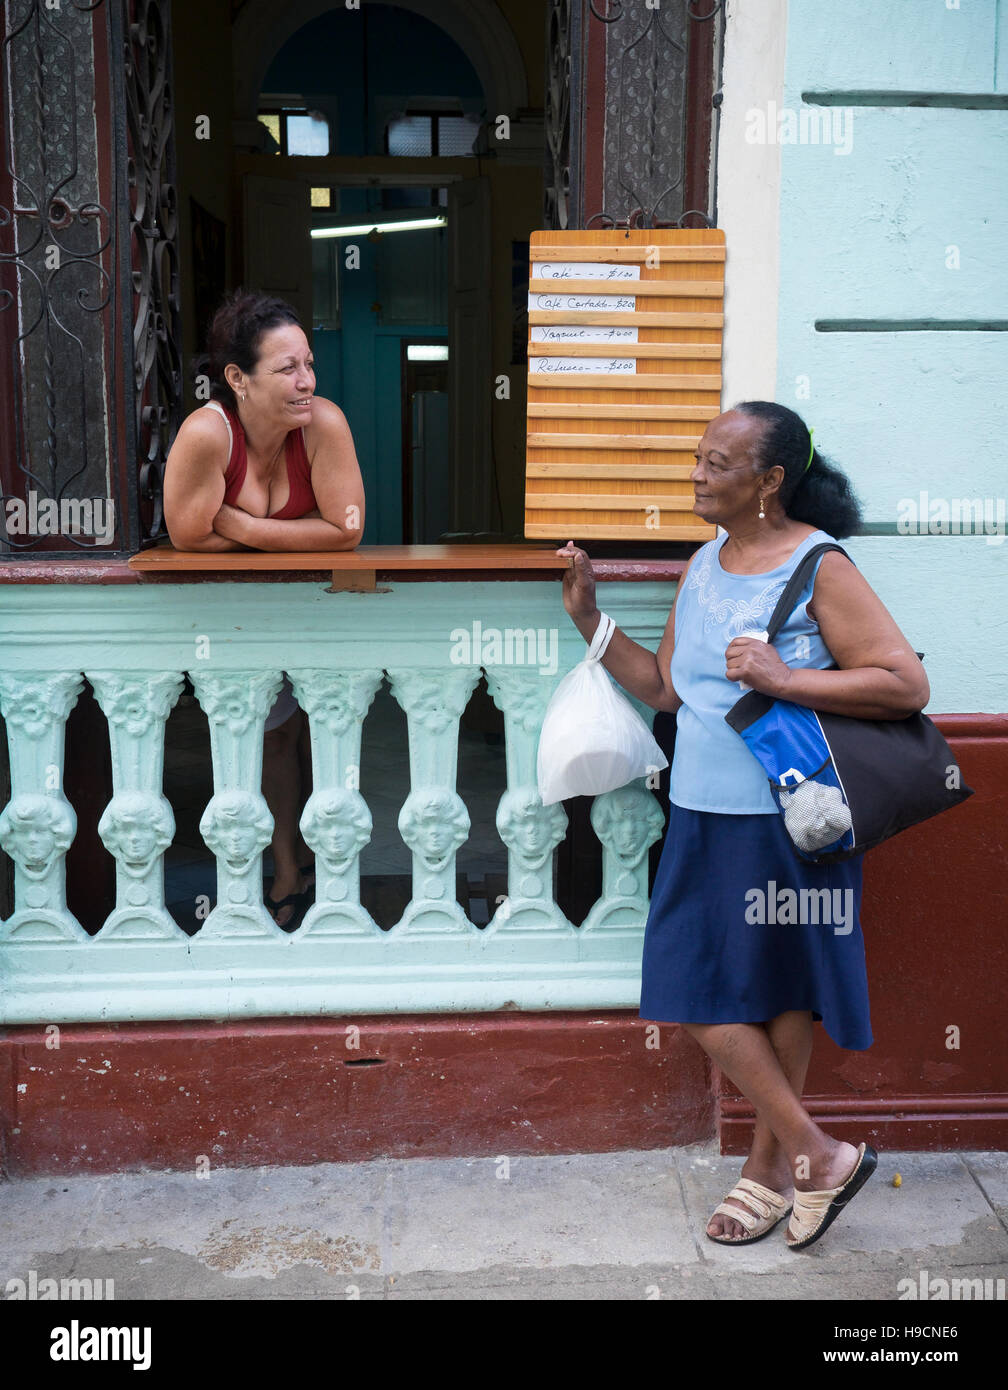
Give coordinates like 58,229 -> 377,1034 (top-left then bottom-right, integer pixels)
724,544 -> 974,863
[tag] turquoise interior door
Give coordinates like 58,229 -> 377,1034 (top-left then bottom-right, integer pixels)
311,190 -> 449,544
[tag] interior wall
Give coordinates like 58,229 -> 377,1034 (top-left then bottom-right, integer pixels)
485,0 -> 546,538
171,0 -> 236,415
489,165 -> 543,537
496,0 -> 546,111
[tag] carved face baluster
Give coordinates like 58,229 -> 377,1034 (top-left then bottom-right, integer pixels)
200,791 -> 273,875
301,789 -> 372,875
0,796 -> 76,880
497,788 -> 567,871
99,793 -> 174,879
399,789 -> 470,873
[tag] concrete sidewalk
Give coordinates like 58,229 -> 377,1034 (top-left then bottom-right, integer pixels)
1,1145 -> 1006,1300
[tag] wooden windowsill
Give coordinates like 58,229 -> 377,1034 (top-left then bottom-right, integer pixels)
0,543 -> 688,585
125,543 -> 570,590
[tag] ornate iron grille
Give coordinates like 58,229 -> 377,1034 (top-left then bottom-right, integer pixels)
121,0 -> 182,546
602,0 -> 689,226
0,0 -> 180,557
544,0 -> 573,230
556,0 -> 723,231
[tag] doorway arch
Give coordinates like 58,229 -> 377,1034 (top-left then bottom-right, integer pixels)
232,0 -> 529,126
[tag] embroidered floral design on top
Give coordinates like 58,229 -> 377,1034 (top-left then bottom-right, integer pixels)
687,543 -> 788,637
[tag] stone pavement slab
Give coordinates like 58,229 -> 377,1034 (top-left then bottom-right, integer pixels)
1,1144 -> 1005,1301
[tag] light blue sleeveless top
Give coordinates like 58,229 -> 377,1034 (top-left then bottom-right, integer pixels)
669,529 -> 838,814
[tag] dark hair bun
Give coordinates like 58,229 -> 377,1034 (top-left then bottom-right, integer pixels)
202,288 -> 302,411
733,400 -> 863,539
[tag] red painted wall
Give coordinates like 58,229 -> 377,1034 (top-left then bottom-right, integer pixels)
720,717 -> 1008,1153
0,1013 -> 712,1177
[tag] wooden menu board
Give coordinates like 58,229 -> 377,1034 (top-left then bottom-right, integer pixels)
524,228 -> 724,542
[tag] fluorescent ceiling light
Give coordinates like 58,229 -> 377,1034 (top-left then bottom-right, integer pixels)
311,215 -> 447,239
407,345 -> 449,361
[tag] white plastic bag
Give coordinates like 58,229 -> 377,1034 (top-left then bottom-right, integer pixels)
537,614 -> 668,805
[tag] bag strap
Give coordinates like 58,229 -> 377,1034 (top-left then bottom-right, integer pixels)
765,542 -> 852,643
587,611 -> 616,661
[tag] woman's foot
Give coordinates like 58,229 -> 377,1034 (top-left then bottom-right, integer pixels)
266,867 -> 312,929
707,1155 -> 794,1242
796,1139 -> 860,1191
787,1141 -> 877,1249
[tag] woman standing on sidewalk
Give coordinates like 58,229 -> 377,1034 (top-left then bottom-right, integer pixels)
557,402 -> 929,1249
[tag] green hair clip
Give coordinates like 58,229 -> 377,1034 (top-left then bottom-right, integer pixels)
804,427 -> 815,472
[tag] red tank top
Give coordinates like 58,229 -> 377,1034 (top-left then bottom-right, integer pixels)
207,401 -> 317,520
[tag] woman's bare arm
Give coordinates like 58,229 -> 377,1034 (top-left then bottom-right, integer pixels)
162,411 -> 246,551
558,543 -> 698,712
725,551 -> 930,719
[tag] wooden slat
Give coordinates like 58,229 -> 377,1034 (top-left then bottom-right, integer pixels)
527,372 -> 721,391
526,522 -> 717,540
529,278 -> 722,297
528,433 -> 700,451
530,245 -> 725,263
528,403 -> 719,420
528,342 -> 721,360
127,544 -> 570,572
526,495 -> 697,511
529,310 -> 723,328
527,462 -> 695,480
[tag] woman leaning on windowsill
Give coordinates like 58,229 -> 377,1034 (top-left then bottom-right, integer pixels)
162,288 -> 366,930
162,288 -> 364,554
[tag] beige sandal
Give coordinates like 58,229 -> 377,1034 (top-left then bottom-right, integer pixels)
707,1177 -> 793,1245
786,1143 -> 878,1250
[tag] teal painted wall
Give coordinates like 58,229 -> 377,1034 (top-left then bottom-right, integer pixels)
777,0 -> 1008,713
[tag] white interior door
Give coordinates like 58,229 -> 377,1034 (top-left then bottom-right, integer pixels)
447,176 -> 492,534
242,175 -> 313,331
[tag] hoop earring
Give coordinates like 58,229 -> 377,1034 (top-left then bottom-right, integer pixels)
240,392 -> 246,403
758,496 -> 766,520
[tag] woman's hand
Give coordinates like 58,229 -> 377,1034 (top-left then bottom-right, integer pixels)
554,539 -> 683,713
212,504 -> 254,545
724,637 -> 792,697
556,540 -> 598,622
724,554 -> 930,719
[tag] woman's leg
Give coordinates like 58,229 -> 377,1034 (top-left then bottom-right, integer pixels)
295,709 -> 314,878
705,1011 -> 813,1239
262,710 -> 309,925
684,1015 -> 859,1241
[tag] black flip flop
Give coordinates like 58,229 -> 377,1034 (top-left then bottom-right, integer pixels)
786,1143 -> 878,1250
265,888 -> 310,932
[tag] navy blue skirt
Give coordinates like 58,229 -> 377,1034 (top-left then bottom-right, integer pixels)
640,803 -> 872,1051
